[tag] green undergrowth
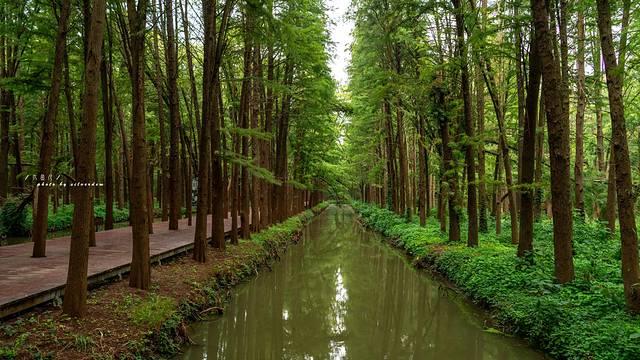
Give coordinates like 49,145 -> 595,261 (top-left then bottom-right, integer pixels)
353,201 -> 640,360
0,197 -> 191,236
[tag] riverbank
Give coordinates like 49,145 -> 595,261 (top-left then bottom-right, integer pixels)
353,202 -> 640,360
0,202 -> 328,360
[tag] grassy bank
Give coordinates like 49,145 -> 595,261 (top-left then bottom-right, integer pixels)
0,202 -> 328,360
353,201 -> 640,360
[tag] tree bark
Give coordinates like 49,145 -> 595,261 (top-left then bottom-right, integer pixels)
531,0 -> 574,283
166,0 -> 180,230
596,0 -> 640,313
32,0 -> 72,257
453,0 -> 477,247
574,8 -> 586,218
101,41 -> 114,230
518,26 -> 542,257
62,0 -> 105,317
124,0 -> 151,289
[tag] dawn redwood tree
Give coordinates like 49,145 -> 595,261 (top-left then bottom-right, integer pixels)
194,0 -> 233,262
120,0 -> 151,289
596,0 -> 640,313
32,0 -> 72,258
518,25 -> 542,258
101,30 -> 114,230
452,0 -> 477,247
62,0 -> 106,317
574,7 -> 586,218
166,0 -> 180,230
208,4 -> 232,250
531,0 -> 574,283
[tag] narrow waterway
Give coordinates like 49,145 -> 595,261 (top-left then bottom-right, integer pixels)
179,205 -> 545,360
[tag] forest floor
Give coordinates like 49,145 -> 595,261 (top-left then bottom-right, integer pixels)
0,203 -> 328,360
353,202 -> 640,360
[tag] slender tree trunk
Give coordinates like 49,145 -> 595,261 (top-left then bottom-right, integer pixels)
453,0 -> 477,247
418,115 -> 427,226
383,99 -> 397,212
518,26 -> 542,257
125,0 -> 151,290
605,145 -> 616,232
62,0 -> 105,317
596,0 -> 640,313
481,61 -> 518,244
166,0 -> 180,230
239,25 -> 252,239
211,77 -> 226,248
32,0 -> 71,257
475,58 -> 487,233
534,96 -> 545,219
592,33 -> 605,173
151,0 -> 168,223
436,82 -> 460,242
64,50 -> 78,171
495,150 -> 502,235
101,43 -> 114,230
574,8 -> 586,218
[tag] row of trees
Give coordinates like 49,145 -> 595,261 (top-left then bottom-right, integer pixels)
0,0 -> 339,317
345,0 -> 640,312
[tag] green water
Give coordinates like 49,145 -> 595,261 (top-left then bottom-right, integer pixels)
179,205 -> 546,360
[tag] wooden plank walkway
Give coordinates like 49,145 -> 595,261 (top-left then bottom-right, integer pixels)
0,215 -> 235,319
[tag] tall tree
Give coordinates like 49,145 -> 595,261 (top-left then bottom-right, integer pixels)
518,25 -> 542,257
118,0 -> 151,289
32,0 -> 72,258
166,0 -> 180,230
574,6 -> 586,218
452,0 -> 477,247
596,0 -> 640,313
531,0 -> 574,283
62,0 -> 106,317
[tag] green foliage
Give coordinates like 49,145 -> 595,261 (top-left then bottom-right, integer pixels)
72,334 -> 95,352
0,198 -> 30,236
354,201 -> 640,360
0,201 -> 133,236
129,294 -> 177,328
0,332 -> 29,360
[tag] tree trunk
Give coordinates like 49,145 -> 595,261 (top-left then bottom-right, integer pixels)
475,56 -> 487,233
125,0 -> 151,290
453,0 -> 477,247
592,33 -> 605,173
418,115 -> 427,226
518,26 -> 542,257
574,8 -> 586,218
62,0 -> 105,317
596,0 -> 640,313
32,0 -> 72,257
383,99 -> 397,212
436,81 -> 459,242
166,0 -> 180,230
101,42 -> 114,230
534,96 -> 545,219
531,0 -> 574,283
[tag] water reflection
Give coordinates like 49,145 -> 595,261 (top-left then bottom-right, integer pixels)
180,206 -> 546,360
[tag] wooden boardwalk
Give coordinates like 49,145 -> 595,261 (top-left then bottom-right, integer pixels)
0,215 -> 234,319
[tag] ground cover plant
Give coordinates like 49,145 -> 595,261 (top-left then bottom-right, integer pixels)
353,201 -> 640,360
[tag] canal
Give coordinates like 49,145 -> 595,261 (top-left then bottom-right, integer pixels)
179,205 -> 545,359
